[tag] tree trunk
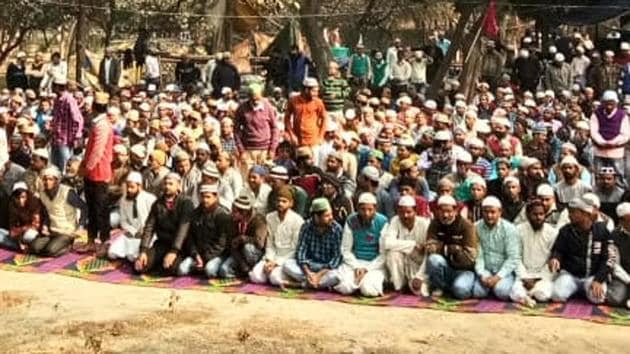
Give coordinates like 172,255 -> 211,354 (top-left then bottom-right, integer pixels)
223,0 -> 234,51
299,0 -> 330,81
104,0 -> 116,47
427,4 -> 478,98
76,0 -> 87,82
0,29 -> 27,67
207,0 -> 227,53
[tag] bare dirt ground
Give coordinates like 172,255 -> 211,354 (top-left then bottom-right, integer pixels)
0,270 -> 629,354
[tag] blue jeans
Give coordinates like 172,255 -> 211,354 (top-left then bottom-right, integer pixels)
454,271 -> 515,300
426,254 -> 476,299
51,145 -> 72,173
0,228 -> 18,251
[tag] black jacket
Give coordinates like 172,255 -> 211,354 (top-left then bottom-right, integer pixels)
211,61 -> 241,97
6,63 -> 28,90
140,195 -> 195,253
98,58 -> 121,88
187,204 -> 234,262
612,228 -> 630,276
551,222 -> 614,282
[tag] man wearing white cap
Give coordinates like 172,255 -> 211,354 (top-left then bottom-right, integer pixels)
284,77 -> 327,155
38,166 -> 88,253
535,184 -> 566,228
108,172 -> 157,261
445,150 -> 480,203
409,50 -> 433,91
590,90 -> 629,182
381,195 -> 430,295
599,51 -> 621,93
570,46 -> 590,87
425,195 -> 478,298
6,51 -> 28,90
510,200 -> 557,307
135,173 -> 195,275
593,166 -> 624,221
464,175 -> 487,223
544,52 -> 571,94
553,155 -> 592,208
608,203 -> 630,308
23,148 -> 49,193
549,196 -> 614,304
455,196 -> 519,300
335,192 -> 388,297
419,130 -> 456,191
175,151 -> 203,203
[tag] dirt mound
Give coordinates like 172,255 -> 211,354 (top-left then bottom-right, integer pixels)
0,291 -> 33,310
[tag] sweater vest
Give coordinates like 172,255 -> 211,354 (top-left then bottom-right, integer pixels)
40,184 -> 78,235
350,55 -> 369,77
595,106 -> 625,141
347,212 -> 387,261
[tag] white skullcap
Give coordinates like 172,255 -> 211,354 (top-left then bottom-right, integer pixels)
398,195 -> 416,208
575,120 -> 589,131
199,183 -> 218,194
523,37 -> 532,44
114,144 -> 127,155
126,171 -> 143,185
469,175 -> 486,188
602,90 -> 619,102
568,196 -> 594,214
434,130 -> 452,141
345,109 -> 356,120
621,42 -> 630,51
604,50 -> 615,57
549,46 -> 557,54
536,184 -> 554,197
545,90 -> 555,98
455,100 -> 466,108
362,166 -> 381,182
396,96 -> 412,106
130,144 -> 146,158
456,150 -> 473,163
493,117 -> 511,128
503,176 -> 520,186
424,100 -> 437,110
582,193 -> 600,209
12,181 -> 28,192
221,87 -> 232,95
32,148 -> 49,160
617,202 -> 630,218
437,195 -> 457,207
303,77 -> 319,88
481,196 -> 502,208
197,142 -> 210,152
42,166 -> 62,179
560,155 -> 579,166
465,137 -> 484,148
475,121 -> 491,134
358,192 -> 378,205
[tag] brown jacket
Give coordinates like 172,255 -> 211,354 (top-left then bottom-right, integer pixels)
426,215 -> 478,270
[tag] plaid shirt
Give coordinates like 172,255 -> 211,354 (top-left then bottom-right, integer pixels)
51,92 -> 83,147
221,136 -> 237,156
296,219 -> 343,272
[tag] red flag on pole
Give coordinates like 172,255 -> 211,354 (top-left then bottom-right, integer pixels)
483,0 -> 499,39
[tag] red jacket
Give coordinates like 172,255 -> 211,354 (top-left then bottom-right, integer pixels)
84,115 -> 114,182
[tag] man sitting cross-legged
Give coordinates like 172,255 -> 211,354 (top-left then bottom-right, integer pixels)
381,195 -> 430,295
134,173 -> 194,275
283,198 -> 343,290
249,186 -> 304,287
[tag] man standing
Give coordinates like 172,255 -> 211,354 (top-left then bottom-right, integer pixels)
135,173 -> 195,275
50,79 -> 84,172
593,166 -> 624,221
382,196 -> 430,295
107,172 -> 157,261
235,83 -> 279,175
347,42 -> 372,90
590,90 -> 629,181
284,78 -> 327,156
6,52 -> 28,90
76,102 -> 114,256
550,196 -> 614,304
463,196 -> 520,300
211,52 -> 240,98
510,200 -> 557,307
250,186 -> 304,287
544,53 -> 571,94
98,48 -> 121,95
175,53 -> 201,94
322,62 -> 351,118
283,198 -> 343,290
336,193 -> 388,297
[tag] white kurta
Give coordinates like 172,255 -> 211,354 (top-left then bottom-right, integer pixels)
249,209 -> 304,286
241,183 -> 272,216
108,190 -> 157,261
510,222 -> 557,303
334,221 -> 388,297
381,215 -> 430,292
